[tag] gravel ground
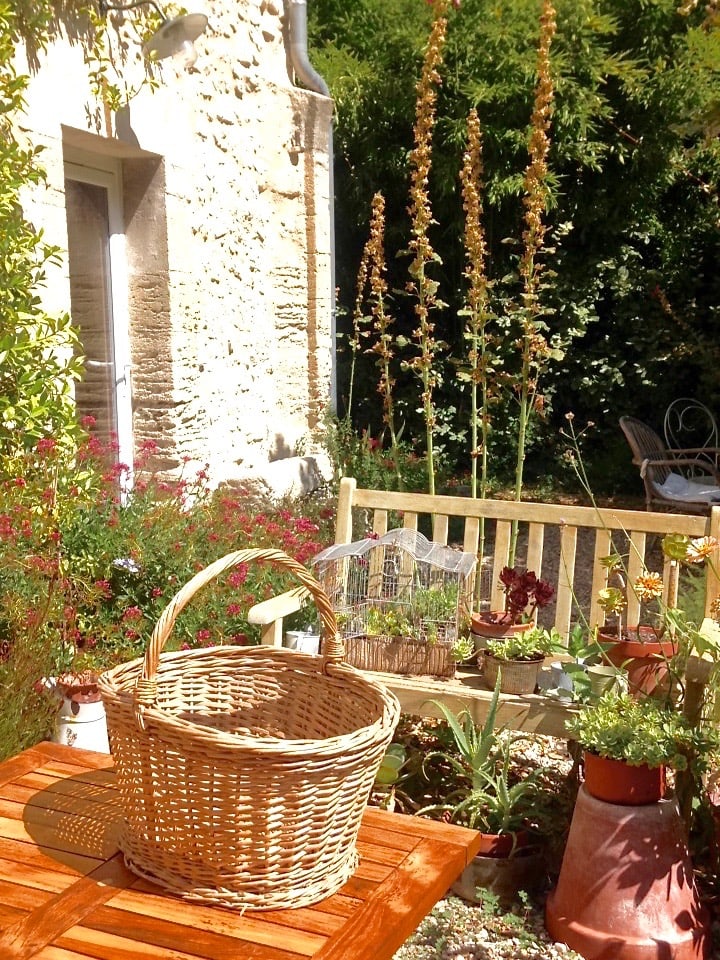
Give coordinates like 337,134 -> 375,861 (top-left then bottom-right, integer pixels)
392,894 -> 584,960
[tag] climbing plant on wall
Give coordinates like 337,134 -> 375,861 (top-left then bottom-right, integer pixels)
0,1 -> 179,457
0,1 -> 82,455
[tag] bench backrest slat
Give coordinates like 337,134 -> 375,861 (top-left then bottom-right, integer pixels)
590,529 -> 613,627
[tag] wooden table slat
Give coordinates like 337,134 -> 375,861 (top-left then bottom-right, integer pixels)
316,837 -> 473,960
81,902 -> 322,960
0,855 -> 137,959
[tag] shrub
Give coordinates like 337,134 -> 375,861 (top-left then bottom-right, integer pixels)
0,431 -> 336,759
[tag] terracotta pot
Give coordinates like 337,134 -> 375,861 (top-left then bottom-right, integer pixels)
546,787 -> 710,959
56,676 -> 103,704
452,843 -> 545,907
583,750 -> 666,806
476,829 -> 529,858
482,651 -> 544,695
470,612 -> 533,640
600,626 -> 677,699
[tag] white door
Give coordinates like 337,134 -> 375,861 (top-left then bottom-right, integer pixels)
64,158 -> 133,481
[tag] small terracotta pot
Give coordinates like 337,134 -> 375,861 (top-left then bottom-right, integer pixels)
583,750 -> 666,806
477,829 -> 529,858
471,612 -> 534,639
56,677 -> 102,704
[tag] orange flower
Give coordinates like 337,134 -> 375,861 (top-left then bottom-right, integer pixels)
633,572 -> 664,603
685,536 -> 719,564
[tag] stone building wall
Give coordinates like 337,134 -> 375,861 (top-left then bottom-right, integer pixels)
15,0 -> 333,488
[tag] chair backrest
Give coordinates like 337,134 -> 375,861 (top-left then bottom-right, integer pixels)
335,477 -> 720,644
664,398 -> 719,453
620,416 -> 672,476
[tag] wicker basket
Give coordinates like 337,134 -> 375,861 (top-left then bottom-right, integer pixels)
99,547 -> 400,911
482,651 -> 544,695
343,634 -> 456,678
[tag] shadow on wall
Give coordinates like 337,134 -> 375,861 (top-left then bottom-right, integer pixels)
270,434 -> 295,462
226,434 -> 332,501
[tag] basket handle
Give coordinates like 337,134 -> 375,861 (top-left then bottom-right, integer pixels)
134,547 -> 343,727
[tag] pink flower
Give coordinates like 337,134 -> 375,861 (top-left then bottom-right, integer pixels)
36,437 -> 57,457
228,566 -> 248,588
122,606 -> 143,621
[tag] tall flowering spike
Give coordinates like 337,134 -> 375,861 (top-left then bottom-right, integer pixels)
460,107 -> 494,500
461,109 -> 489,327
510,0 -> 557,540
519,0 -> 556,320
366,192 -> 403,489
348,228 -> 372,418
406,0 -> 450,495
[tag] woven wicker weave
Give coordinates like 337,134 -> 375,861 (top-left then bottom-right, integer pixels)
99,547 -> 400,911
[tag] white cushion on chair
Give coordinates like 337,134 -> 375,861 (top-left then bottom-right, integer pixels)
655,473 -> 720,502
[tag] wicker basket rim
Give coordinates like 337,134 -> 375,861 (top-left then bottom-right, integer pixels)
99,646 -> 399,756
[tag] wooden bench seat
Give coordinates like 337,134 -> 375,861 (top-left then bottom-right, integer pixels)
249,478 -> 720,732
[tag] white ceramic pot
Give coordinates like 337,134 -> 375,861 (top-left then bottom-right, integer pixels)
284,631 -> 320,655
54,696 -> 110,752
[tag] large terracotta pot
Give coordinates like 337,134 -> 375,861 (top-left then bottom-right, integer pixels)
547,787 -> 710,959
600,626 -> 677,699
482,650 -> 544,695
583,750 -> 666,806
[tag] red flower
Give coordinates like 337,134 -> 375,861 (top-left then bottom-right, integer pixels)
228,566 -> 248,588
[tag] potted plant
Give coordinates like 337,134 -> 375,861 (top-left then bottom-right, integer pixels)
595,552 -> 677,699
549,688 -> 719,957
566,690 -> 718,806
482,626 -> 563,695
471,565 -> 555,648
597,535 -> 719,700
417,681 -> 548,904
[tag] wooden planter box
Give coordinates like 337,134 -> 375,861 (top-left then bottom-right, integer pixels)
343,634 -> 456,678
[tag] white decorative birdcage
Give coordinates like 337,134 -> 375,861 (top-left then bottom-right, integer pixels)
311,529 -> 477,677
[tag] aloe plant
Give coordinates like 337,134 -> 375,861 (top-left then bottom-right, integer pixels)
418,678 -> 544,834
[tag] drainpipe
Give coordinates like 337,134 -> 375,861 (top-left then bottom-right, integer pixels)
288,0 -> 337,413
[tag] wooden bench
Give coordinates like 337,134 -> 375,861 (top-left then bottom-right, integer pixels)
249,478 -> 720,736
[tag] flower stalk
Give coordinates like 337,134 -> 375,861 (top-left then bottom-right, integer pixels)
460,108 -> 494,503
366,192 -> 403,489
510,0 -> 556,558
405,0 -> 450,495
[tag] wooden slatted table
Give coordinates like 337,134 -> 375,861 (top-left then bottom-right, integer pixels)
0,742 -> 481,960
